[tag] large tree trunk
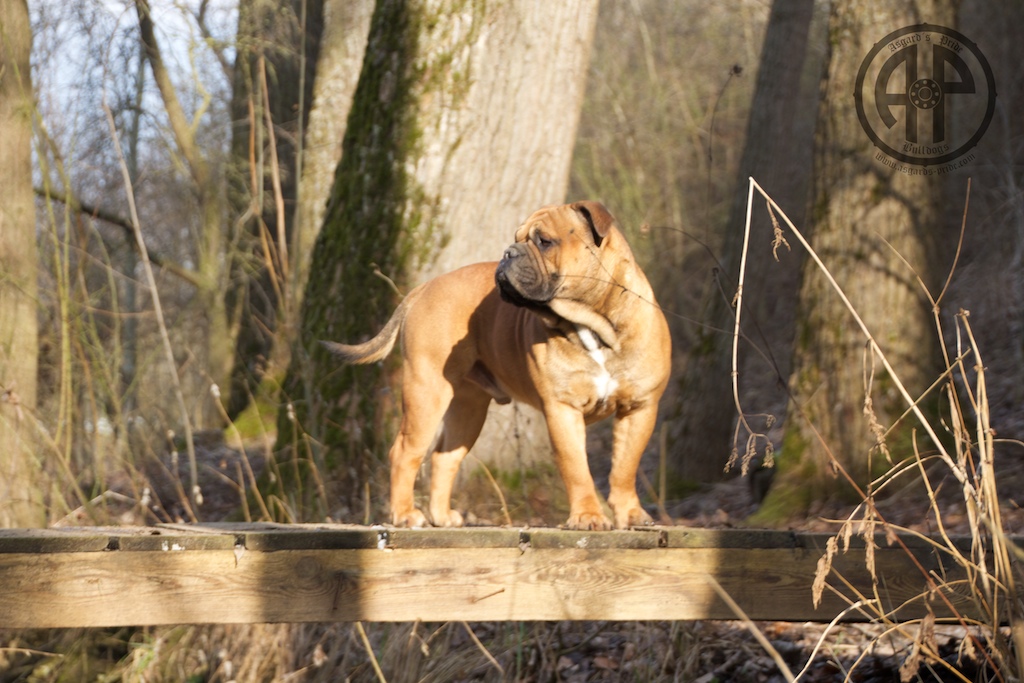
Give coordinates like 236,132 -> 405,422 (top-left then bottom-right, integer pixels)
761,0 -> 956,517
290,0 -> 373,319
0,0 -> 44,528
225,0 -> 325,419
277,0 -> 599,521
674,0 -> 818,483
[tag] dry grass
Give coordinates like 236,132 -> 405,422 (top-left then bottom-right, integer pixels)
727,178 -> 1024,683
7,618 -> 1014,682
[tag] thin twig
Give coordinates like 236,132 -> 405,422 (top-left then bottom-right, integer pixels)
461,621 -> 505,675
729,178 -> 757,469
936,178 -> 971,308
791,601 -> 871,681
258,55 -> 289,281
706,574 -> 796,682
33,186 -> 201,288
354,622 -> 387,683
471,455 -> 513,527
211,384 -> 272,521
101,98 -> 201,520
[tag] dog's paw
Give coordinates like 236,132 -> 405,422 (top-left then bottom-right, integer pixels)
564,510 -> 613,531
392,508 -> 429,528
615,506 -> 653,529
430,508 -> 464,528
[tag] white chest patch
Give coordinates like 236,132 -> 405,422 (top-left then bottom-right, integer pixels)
576,325 -> 618,401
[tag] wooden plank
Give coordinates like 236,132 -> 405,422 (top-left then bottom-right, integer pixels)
0,528 -> 114,553
0,525 -> 1001,628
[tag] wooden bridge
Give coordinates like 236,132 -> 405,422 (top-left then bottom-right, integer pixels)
0,523 -> 996,628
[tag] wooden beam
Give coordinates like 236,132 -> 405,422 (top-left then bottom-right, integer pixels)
0,524 -> 1000,628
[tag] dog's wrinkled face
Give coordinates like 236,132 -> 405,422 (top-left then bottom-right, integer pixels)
495,201 -> 616,309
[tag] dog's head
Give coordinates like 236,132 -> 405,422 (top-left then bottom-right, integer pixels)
495,201 -> 621,310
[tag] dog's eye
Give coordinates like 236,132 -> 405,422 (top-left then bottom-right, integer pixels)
534,234 -> 555,250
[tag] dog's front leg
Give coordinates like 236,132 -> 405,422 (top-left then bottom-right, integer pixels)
607,403 -> 658,529
544,402 -> 612,530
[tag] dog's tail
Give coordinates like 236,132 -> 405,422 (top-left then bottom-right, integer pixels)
320,287 -> 422,365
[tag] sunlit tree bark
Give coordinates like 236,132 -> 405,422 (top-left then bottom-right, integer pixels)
0,0 -> 44,527
291,0 -> 373,313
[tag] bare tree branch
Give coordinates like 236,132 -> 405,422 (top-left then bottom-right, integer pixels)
195,0 -> 233,80
34,186 -> 202,288
134,0 -> 210,188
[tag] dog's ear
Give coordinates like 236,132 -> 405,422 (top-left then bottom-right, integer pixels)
572,201 -> 616,247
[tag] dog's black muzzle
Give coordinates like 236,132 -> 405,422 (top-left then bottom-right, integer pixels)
496,243 -> 552,308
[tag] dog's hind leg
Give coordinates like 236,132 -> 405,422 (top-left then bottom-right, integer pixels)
388,379 -> 454,528
428,383 -> 490,527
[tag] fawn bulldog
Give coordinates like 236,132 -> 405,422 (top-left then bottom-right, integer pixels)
323,201 -> 671,529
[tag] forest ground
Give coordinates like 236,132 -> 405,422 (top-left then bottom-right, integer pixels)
91,421 -> 1024,683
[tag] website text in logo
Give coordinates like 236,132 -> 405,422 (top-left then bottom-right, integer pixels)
855,24 -> 995,167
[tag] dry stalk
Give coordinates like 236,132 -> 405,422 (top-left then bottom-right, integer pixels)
354,621 -> 388,683
958,314 -> 1024,675
706,574 -> 796,682
258,55 -> 289,285
460,621 -> 505,676
726,177 -> 774,474
211,384 -> 272,520
469,454 -> 513,527
737,177 -> 1020,681
32,116 -> 77,471
729,177 -> 756,439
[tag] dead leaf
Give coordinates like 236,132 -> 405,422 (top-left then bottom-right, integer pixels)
813,536 -> 838,608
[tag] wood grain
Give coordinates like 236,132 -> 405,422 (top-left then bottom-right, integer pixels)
0,525 -> 1005,627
